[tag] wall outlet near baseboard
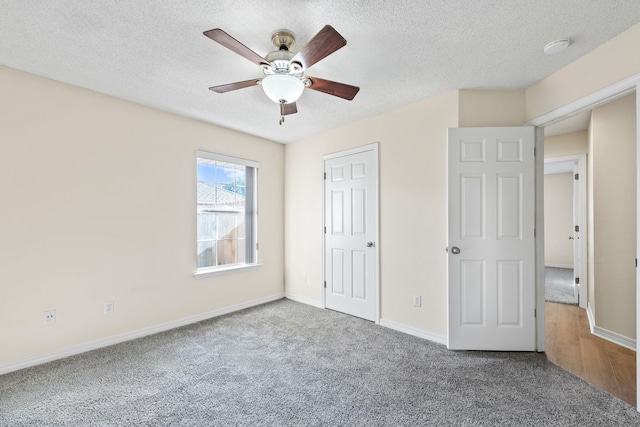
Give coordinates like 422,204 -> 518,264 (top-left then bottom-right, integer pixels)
413,296 -> 422,307
44,309 -> 56,325
104,301 -> 115,314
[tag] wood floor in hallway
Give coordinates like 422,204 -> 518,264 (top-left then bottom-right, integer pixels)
545,301 -> 636,406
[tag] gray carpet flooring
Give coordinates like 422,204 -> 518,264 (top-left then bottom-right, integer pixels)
1,299 -> 638,426
545,267 -> 577,305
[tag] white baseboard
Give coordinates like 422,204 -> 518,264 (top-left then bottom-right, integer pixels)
586,304 -> 636,351
285,293 -> 323,308
0,293 -> 285,376
379,318 -> 447,346
545,263 -> 573,269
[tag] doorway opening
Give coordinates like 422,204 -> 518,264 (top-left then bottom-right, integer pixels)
533,90 -> 638,406
543,153 -> 587,308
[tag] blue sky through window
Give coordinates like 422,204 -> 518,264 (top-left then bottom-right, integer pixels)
197,163 -> 241,186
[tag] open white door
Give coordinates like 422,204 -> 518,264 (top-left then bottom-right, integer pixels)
324,144 -> 378,322
572,165 -> 581,304
447,127 -> 536,351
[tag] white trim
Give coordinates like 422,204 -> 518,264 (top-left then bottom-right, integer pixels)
322,143 -> 381,324
0,293 -> 285,376
526,72 -> 640,128
636,81 -> 640,413
544,263 -> 574,269
323,142 -> 379,160
593,327 -> 637,352
196,150 -> 260,168
194,263 -> 263,278
586,303 -> 596,332
285,293 -> 323,308
587,304 -> 636,351
535,126 -> 546,352
379,319 -> 447,346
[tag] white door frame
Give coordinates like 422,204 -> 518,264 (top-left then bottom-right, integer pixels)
526,73 -> 639,408
544,154 -> 588,308
322,142 -> 380,324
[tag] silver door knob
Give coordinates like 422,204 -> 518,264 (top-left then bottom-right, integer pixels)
569,236 -> 574,240
366,241 -> 375,247
451,246 -> 461,255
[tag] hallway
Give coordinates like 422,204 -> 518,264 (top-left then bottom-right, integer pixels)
545,302 -> 636,406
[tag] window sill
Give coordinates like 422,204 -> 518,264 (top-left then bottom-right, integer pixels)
194,263 -> 263,279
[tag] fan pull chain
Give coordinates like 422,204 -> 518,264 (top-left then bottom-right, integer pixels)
279,100 -> 286,125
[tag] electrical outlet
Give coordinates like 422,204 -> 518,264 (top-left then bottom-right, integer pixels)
104,301 -> 115,314
413,296 -> 422,307
44,309 -> 56,325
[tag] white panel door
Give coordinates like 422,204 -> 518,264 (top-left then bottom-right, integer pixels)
447,127 -> 536,351
324,148 -> 377,321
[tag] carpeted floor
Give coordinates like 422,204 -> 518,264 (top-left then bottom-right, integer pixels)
1,299 -> 639,426
545,266 -> 577,305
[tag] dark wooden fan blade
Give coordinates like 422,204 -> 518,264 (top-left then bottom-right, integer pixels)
306,76 -> 360,100
280,102 -> 298,116
203,28 -> 271,67
209,79 -> 261,93
290,25 -> 346,70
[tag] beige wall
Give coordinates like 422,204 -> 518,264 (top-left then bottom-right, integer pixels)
458,90 -> 525,127
589,93 -> 637,339
544,173 -> 574,266
285,89 -> 525,338
285,91 -> 458,336
544,130 -> 589,158
526,22 -> 640,121
0,67 -> 285,366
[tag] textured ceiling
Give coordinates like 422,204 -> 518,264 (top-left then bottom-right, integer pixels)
2,1 -> 640,144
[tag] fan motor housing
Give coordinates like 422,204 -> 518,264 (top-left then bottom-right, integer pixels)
271,29 -> 296,51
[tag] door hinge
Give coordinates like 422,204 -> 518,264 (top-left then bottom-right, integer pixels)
324,281 -> 327,288
575,225 -> 579,232
575,277 -> 580,285
323,172 -> 326,180
534,228 -> 536,237
324,226 -> 327,234
534,309 -> 537,318
256,242 -> 259,251
575,173 -> 579,180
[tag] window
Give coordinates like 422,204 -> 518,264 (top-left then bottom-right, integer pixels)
196,151 -> 258,274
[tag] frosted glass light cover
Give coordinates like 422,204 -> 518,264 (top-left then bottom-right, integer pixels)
261,74 -> 305,104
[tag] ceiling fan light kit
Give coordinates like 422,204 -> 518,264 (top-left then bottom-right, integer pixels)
204,25 -> 360,125
261,74 -> 305,104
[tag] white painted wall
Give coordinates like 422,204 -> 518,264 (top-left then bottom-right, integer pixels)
544,173 -> 574,267
0,67 -> 285,367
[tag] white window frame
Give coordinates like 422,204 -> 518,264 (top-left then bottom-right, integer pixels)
194,150 -> 260,278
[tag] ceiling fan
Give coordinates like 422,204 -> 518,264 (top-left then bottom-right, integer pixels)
203,25 -> 360,125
